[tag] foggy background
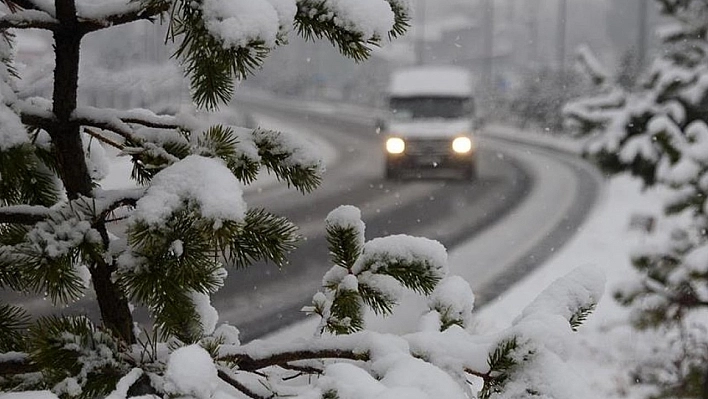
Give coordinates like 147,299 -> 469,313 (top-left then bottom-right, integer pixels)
13,0 -> 661,119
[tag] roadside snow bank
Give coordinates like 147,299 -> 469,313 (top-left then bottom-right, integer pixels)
473,175 -> 665,399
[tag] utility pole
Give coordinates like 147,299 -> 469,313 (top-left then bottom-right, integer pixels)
414,0 -> 426,65
637,0 -> 648,70
483,0 -> 494,92
556,0 -> 567,70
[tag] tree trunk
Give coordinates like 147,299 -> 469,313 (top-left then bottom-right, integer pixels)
51,0 -> 135,344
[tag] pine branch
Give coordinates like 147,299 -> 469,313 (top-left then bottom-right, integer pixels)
0,10 -> 59,30
327,288 -> 364,334
278,362 -> 324,375
83,127 -> 124,150
71,113 -> 181,164
80,106 -> 184,131
384,0 -> 411,39
28,315 -> 126,396
17,103 -> 56,131
0,354 -> 37,375
464,366 -> 491,383
0,303 -> 29,351
215,208 -> 300,269
0,144 -> 60,207
358,281 -> 395,315
169,0 -> 272,109
326,224 -> 362,270
373,260 -> 441,296
479,337 -> 521,399
217,367 -> 270,399
195,125 -> 260,184
253,128 -> 323,193
569,303 -> 596,331
294,1 -> 376,62
71,112 -> 154,143
219,348 -> 369,372
94,191 -> 143,223
0,205 -> 50,224
79,1 -> 169,33
1,0 -> 46,12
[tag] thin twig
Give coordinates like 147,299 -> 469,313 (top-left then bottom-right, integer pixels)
464,366 -> 490,383
84,127 -> 124,150
217,367 -> 271,399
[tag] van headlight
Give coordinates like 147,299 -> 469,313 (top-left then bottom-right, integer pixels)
386,137 -> 405,154
452,137 -> 473,154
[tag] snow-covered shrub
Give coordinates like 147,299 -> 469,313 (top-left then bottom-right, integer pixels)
564,1 -> 708,396
0,0 -> 603,398
506,66 -> 589,132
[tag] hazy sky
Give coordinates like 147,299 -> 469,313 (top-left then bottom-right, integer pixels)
407,0 -> 657,69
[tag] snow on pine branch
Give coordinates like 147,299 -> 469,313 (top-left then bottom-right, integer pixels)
0,32 -> 28,151
201,0 -> 287,48
75,0 -> 143,20
516,266 -> 605,331
164,0 -> 409,107
201,0 -> 400,49
301,0 -> 396,40
0,9 -> 58,30
314,206 -> 461,335
130,155 -> 247,227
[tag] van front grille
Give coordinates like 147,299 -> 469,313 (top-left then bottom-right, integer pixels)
405,138 -> 452,155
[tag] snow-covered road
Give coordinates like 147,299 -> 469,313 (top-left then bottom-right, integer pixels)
212,96 -> 603,340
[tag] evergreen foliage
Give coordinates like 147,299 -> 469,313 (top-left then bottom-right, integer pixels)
479,337 -> 522,399
0,0 -> 602,398
568,303 -> 596,332
564,0 -> 708,396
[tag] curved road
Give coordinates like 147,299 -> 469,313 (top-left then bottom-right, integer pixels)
214,98 -> 603,341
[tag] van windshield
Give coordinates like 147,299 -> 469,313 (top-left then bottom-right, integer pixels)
390,96 -> 472,120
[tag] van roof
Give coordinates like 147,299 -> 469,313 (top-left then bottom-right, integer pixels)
388,66 -> 473,97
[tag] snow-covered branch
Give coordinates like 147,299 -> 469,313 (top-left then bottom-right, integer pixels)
0,9 -> 59,30
72,107 -> 147,139
16,98 -> 56,131
83,127 -> 124,150
0,353 -> 35,375
71,107 -> 181,163
219,347 -> 369,372
79,1 -> 169,33
73,106 -> 184,132
111,108 -> 183,130
216,367 -> 268,399
94,188 -> 145,222
0,204 -> 51,224
1,0 -> 49,13
0,190 -> 142,226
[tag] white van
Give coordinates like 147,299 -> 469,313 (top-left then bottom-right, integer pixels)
380,66 -> 478,179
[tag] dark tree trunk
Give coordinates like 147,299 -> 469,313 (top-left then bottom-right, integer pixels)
50,0 -> 135,344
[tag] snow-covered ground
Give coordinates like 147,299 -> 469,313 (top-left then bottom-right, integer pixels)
472,174 -> 659,399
